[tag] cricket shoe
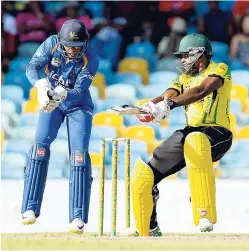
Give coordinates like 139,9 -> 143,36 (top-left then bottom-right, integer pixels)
198,218 -> 213,232
69,218 -> 85,234
21,210 -> 36,225
121,225 -> 162,237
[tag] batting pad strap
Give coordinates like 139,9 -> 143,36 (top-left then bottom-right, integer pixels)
184,132 -> 217,225
69,150 -> 92,223
131,157 -> 154,236
21,143 -> 50,217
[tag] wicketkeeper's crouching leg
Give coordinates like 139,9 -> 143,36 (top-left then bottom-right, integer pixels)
69,149 -> 92,233
21,143 -> 50,224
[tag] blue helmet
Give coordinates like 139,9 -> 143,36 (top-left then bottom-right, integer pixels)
58,19 -> 90,59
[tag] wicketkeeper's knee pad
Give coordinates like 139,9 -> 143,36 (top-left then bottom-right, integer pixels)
184,132 -> 216,226
69,149 -> 92,223
21,143 -> 50,217
131,157 -> 154,236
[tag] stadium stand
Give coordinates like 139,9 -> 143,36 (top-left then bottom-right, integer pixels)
1,1 -> 249,180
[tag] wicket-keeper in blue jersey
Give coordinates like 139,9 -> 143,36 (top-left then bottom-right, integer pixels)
21,19 -> 99,234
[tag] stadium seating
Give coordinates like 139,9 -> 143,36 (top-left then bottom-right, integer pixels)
11,126 -> 36,141
231,70 -> 249,89
89,86 -> 99,101
91,72 -> 106,99
229,113 -> 237,137
89,138 -> 111,155
156,57 -> 178,72
105,84 -> 137,103
1,152 -> 27,179
90,152 -> 101,167
122,125 -> 155,143
149,71 -> 177,86
44,1 -> 67,13
91,125 -> 117,140
18,113 -> 38,127
22,100 -> 40,113
118,58 -> 149,85
97,58 -> 113,85
237,126 -> 249,139
50,139 -> 69,157
231,84 -> 249,113
105,152 -> 142,180
1,128 -> 5,149
83,1 -> 105,18
112,72 -> 143,86
117,139 -> 148,156
140,83 -> 167,99
4,139 -> 31,155
1,85 -> 24,102
18,42 -> 41,58
9,57 -> 30,72
168,107 -> 186,127
97,98 -> 125,112
3,1 -> 249,180
111,73 -> 143,97
1,99 -> 17,115
230,100 -> 242,117
4,72 -> 32,99
125,42 -> 157,72
211,41 -> 229,64
29,87 -> 38,101
93,112 -> 124,136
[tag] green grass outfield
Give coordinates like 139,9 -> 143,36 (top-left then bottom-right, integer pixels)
2,233 -> 249,250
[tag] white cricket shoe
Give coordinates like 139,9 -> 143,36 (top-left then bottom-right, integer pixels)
120,226 -> 162,237
198,218 -> 213,232
69,218 -> 85,234
21,210 -> 36,225
120,227 -> 137,236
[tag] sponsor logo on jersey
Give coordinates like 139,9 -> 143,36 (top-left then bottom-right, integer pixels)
49,71 -> 71,90
83,74 -> 94,80
51,58 -> 61,67
37,148 -> 45,157
75,154 -> 84,163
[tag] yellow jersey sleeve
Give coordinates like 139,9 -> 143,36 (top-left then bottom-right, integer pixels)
208,63 -> 231,81
167,76 -> 182,96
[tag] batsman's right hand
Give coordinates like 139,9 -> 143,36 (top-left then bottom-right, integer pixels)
136,100 -> 171,123
136,101 -> 156,123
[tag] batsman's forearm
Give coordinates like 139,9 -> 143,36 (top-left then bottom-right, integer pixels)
151,89 -> 179,104
171,86 -> 206,107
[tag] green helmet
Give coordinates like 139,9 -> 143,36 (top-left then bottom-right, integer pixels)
174,34 -> 212,75
174,33 -> 213,57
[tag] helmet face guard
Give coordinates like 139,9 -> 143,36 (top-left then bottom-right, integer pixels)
58,36 -> 89,60
174,47 -> 207,75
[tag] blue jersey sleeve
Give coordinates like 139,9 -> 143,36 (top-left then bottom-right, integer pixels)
26,36 -> 57,86
66,54 -> 99,102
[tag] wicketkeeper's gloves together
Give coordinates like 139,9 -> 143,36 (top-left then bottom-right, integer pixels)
35,78 -> 68,113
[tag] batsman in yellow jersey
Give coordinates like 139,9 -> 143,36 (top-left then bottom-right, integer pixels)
129,34 -> 233,236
